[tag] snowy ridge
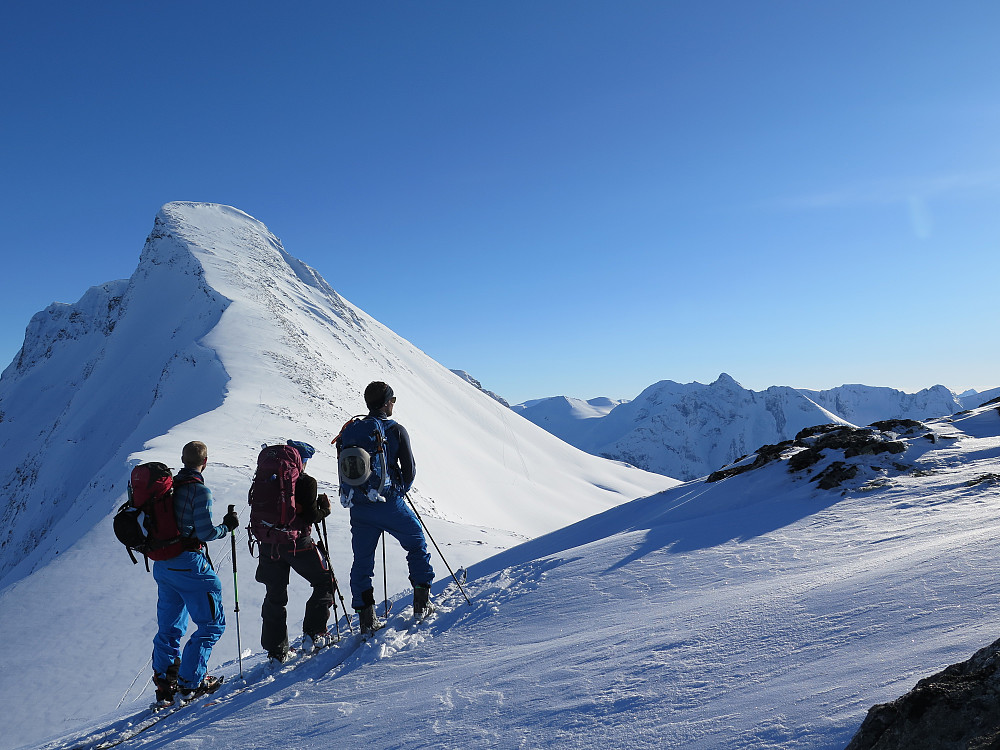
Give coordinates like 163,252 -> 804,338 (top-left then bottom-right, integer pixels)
798,382 -> 966,428
516,373 -> 983,480
0,215 -> 231,583
22,401 -> 1000,750
0,203 -> 671,750
510,395 -> 625,443
968,386 -> 1000,407
450,369 -> 510,407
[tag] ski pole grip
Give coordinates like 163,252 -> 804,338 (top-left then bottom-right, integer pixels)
228,504 -> 235,514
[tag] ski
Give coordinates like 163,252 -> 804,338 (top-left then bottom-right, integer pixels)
67,675 -> 227,749
70,703 -> 183,750
66,575 -> 471,749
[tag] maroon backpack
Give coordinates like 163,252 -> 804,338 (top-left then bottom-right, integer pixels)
248,444 -> 309,548
114,462 -> 189,568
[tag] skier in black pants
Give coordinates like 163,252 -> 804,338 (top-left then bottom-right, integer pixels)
254,440 -> 335,663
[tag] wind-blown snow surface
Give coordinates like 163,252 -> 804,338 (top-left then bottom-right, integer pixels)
515,375 -> 981,480
0,203 -> 671,750
24,402 -> 1000,750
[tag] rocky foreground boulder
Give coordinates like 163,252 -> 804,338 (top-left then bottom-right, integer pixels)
846,638 -> 1000,749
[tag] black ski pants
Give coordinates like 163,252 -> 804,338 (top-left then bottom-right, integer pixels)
255,540 -> 334,657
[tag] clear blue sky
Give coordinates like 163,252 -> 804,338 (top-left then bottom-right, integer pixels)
2,2 -> 998,404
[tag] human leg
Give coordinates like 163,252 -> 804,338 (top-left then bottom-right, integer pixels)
164,552 -> 226,690
383,498 -> 434,587
349,508 -> 384,609
152,563 -> 189,678
255,547 -> 292,658
287,543 -> 334,637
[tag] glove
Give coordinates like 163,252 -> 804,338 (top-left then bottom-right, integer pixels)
222,509 -> 239,532
316,493 -> 332,520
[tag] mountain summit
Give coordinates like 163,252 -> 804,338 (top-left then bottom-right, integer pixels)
0,203 -> 671,748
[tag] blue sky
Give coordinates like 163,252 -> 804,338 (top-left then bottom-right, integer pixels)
2,2 -> 998,405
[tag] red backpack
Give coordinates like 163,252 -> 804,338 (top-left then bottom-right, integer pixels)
114,462 -> 190,569
248,444 -> 309,549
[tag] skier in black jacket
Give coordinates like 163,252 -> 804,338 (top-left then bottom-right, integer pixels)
254,440 -> 335,663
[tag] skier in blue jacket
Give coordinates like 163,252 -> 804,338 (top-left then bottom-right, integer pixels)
151,441 -> 238,706
349,382 -> 434,633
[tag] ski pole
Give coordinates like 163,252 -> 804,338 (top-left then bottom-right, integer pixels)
318,519 -> 354,634
316,531 -> 341,639
381,531 -> 392,618
405,493 -> 472,606
320,522 -> 342,639
228,505 -> 244,680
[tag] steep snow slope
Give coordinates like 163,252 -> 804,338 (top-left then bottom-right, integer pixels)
0,203 -> 672,749
29,402 -> 1000,750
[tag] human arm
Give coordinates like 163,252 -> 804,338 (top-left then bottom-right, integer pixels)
190,483 -> 228,542
294,473 -> 330,524
392,423 -> 416,493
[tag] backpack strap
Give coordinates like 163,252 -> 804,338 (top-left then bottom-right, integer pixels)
332,415 -> 366,447
170,474 -> 205,548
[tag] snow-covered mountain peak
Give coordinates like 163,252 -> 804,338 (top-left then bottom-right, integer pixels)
148,203 -> 333,294
709,371 -> 743,390
0,204 -> 673,749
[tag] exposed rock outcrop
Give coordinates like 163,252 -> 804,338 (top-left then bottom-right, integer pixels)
846,638 -> 1000,750
706,422 -> 911,489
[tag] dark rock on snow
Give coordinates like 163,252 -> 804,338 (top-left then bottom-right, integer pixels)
846,637 -> 1000,750
706,422 -> 910,489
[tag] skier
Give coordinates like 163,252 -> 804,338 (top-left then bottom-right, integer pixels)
151,441 -> 238,706
253,440 -> 335,663
347,382 -> 434,633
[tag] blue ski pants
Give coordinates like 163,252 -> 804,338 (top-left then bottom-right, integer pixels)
152,551 -> 225,690
349,496 -> 434,609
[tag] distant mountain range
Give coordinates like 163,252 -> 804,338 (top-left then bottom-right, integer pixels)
513,374 -> 1000,480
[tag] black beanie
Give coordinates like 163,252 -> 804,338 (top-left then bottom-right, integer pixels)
364,381 -> 394,412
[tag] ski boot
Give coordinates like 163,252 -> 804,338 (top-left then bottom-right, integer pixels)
357,604 -> 383,636
413,584 -> 434,619
178,675 -> 223,704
